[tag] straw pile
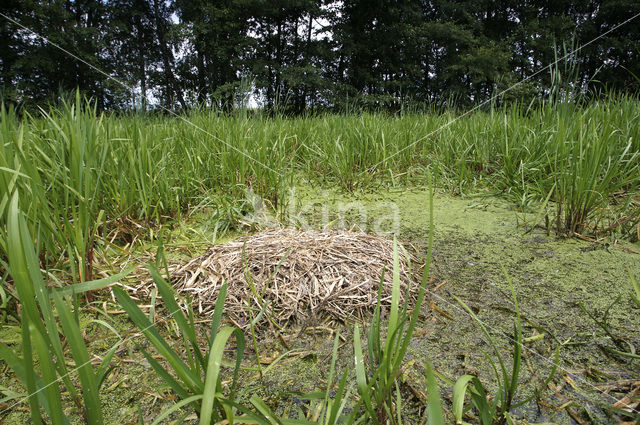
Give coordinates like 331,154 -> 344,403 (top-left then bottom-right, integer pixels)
171,228 -> 416,329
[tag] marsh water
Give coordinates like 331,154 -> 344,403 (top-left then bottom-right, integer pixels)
274,185 -> 640,424
1,186 -> 638,424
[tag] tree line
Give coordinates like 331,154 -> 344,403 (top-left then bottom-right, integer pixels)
1,0 -> 639,112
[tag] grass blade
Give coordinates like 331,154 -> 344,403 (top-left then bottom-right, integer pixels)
112,286 -> 202,393
150,395 -> 203,425
425,361 -> 445,425
208,282 -> 228,347
386,238 -> 401,343
30,322 -> 65,425
96,342 -> 121,390
52,267 -> 134,297
250,395 -> 283,425
199,326 -> 245,425
148,265 -> 205,370
136,343 -> 192,401
0,342 -> 50,416
52,290 -> 102,424
452,375 -> 474,424
353,324 -> 378,425
20,317 -> 43,425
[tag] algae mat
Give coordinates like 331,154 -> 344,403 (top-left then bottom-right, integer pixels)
1,186 -> 638,424
291,185 -> 640,423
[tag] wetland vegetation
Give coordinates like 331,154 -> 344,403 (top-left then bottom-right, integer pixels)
0,97 -> 639,424
3,0 -> 640,422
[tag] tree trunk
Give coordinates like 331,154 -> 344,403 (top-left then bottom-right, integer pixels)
302,12 -> 313,112
134,14 -> 147,111
152,0 -> 187,110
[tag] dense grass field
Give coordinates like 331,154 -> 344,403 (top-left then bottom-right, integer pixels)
1,95 -> 639,279
1,96 -> 639,424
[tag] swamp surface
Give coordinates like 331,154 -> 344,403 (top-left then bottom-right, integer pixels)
1,186 -> 639,424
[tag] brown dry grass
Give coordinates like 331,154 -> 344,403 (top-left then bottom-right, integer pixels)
169,228 -> 417,329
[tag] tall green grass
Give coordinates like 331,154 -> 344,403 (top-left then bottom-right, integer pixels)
0,185 -> 579,424
1,94 -> 638,285
451,269 -> 557,425
113,270 -> 266,425
0,195 -> 128,424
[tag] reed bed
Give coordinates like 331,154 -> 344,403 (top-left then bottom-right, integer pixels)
0,94 -> 639,279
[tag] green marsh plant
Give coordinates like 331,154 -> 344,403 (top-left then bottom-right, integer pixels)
349,178 -> 434,425
577,271 -> 640,364
451,269 -> 559,425
113,267 -> 272,424
283,175 -> 441,425
0,195 -> 126,424
2,95 -> 640,293
291,332 -> 353,425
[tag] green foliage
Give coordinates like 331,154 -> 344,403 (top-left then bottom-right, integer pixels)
293,332 -> 352,424
452,269 -> 559,425
0,195 -> 124,424
425,361 -> 446,425
451,374 -> 474,424
112,174 -> 436,425
3,0 -> 640,110
113,260 -> 355,425
347,176 -> 434,425
1,97 -> 639,309
1,180 -> 577,425
113,267 -> 268,424
578,273 -> 640,361
452,279 -> 523,424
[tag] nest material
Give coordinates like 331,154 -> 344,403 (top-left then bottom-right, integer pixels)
171,228 -> 416,329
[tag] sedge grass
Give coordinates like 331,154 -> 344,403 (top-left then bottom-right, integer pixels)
2,179 -> 576,425
293,332 -> 352,424
346,173 -> 434,425
0,194 -> 128,423
112,268 -> 273,424
0,94 -> 638,299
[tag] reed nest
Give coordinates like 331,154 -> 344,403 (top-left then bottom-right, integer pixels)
170,228 -> 417,329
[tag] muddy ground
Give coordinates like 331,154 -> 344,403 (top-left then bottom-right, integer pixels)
1,186 -> 639,424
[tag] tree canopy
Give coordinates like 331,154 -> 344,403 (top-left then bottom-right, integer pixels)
2,0 -> 639,111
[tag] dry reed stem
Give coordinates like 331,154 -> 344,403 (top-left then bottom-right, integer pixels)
168,228 -> 416,329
